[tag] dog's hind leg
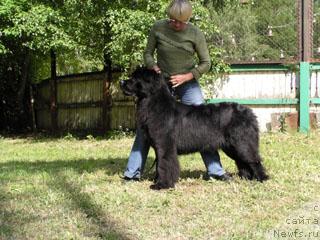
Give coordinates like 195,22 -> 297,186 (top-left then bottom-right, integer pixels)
223,142 -> 269,182
150,141 -> 180,190
246,152 -> 269,182
222,145 -> 254,180
243,137 -> 269,181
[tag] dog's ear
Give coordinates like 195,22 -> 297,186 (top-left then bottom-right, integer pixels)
130,67 -> 170,97
144,70 -> 173,96
149,70 -> 168,91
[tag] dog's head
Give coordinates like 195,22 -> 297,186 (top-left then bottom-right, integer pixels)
120,67 -> 165,98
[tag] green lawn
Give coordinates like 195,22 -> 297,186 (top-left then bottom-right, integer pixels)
0,132 -> 319,240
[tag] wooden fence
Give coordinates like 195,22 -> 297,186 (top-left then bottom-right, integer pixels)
34,63 -> 320,133
34,70 -> 136,133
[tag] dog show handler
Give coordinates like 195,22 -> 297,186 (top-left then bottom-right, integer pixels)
123,0 -> 231,182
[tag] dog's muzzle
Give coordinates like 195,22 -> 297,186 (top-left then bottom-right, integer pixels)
120,80 -> 126,89
120,80 -> 133,96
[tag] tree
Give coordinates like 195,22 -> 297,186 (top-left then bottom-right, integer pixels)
254,0 -> 297,61
205,0 -> 298,63
3,0 -> 300,131
208,3 -> 262,62
0,0 -> 76,131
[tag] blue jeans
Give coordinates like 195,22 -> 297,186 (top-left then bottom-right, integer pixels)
124,80 -> 225,178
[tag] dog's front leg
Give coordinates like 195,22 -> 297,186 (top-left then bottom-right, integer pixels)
151,141 -> 180,190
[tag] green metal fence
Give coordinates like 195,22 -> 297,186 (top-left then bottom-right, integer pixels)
207,62 -> 320,133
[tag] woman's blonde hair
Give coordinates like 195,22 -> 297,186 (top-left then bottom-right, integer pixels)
167,0 -> 192,22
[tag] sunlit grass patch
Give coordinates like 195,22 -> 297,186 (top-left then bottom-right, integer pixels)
0,132 -> 319,239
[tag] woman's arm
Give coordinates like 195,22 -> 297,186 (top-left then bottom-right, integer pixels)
143,25 -> 157,70
170,29 -> 211,87
190,30 -> 211,80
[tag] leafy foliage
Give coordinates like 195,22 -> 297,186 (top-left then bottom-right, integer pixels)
206,0 -> 298,62
105,8 -> 156,72
8,4 -> 74,52
104,1 -> 229,78
0,0 -> 316,131
254,0 -> 297,61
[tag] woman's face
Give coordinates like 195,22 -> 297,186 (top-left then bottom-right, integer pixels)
168,18 -> 188,31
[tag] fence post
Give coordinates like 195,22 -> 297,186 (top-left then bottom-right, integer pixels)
300,0 -> 313,61
298,0 -> 313,133
102,56 -> 112,132
50,49 -> 58,132
299,62 -> 310,133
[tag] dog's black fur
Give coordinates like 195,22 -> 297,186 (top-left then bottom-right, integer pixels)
120,67 -> 269,189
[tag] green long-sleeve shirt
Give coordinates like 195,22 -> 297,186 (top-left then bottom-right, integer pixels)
143,19 -> 211,80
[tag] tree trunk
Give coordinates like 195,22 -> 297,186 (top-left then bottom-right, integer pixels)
17,50 -> 30,111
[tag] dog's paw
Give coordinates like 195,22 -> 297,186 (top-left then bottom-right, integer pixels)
150,183 -> 174,190
150,184 -> 162,190
238,170 -> 253,180
256,173 -> 270,182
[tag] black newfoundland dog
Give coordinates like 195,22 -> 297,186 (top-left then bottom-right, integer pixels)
120,67 -> 269,189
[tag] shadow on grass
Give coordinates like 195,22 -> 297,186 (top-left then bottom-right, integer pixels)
0,191 -> 34,239
47,172 -> 133,240
0,158 -> 129,176
0,158 -> 138,239
0,188 -> 54,239
0,157 -> 207,239
143,169 -> 206,182
0,210 -> 34,239
0,157 -> 207,180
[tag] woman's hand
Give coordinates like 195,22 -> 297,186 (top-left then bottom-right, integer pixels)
170,72 -> 193,88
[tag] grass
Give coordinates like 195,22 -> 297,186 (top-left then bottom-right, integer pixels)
0,131 -> 320,239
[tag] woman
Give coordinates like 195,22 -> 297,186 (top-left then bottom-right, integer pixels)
123,0 -> 231,182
